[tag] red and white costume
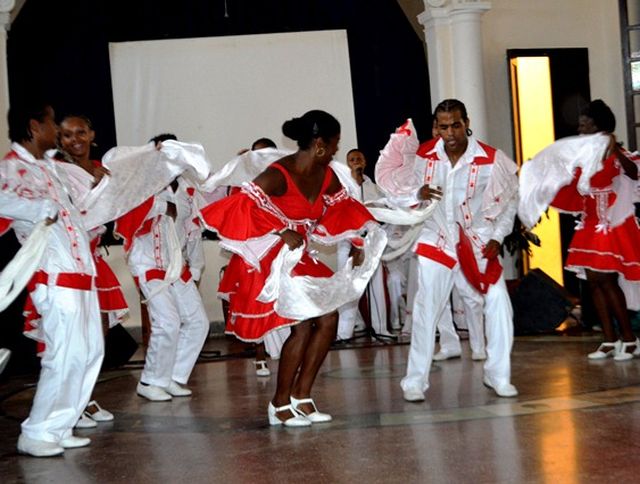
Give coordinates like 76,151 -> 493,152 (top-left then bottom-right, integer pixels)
376,121 -> 518,393
520,134 -> 640,308
115,177 -> 209,388
0,143 -> 103,444
200,163 -> 385,342
23,160 -> 128,344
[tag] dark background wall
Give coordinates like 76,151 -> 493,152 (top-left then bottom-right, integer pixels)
0,0 -> 431,375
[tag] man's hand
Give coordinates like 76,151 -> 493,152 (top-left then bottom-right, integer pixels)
279,229 -> 304,249
418,184 -> 443,202
482,239 -> 501,259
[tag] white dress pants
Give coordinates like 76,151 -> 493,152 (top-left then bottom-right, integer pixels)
401,256 -> 514,392
436,298 -> 462,354
140,278 -> 209,386
401,257 -> 454,392
451,280 -> 487,355
455,268 -> 513,384
22,286 -> 103,443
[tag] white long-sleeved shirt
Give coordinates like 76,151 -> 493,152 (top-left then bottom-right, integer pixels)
411,137 -> 518,258
127,176 -> 205,281
0,142 -> 95,276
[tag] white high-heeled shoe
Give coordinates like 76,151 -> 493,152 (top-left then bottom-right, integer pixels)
614,338 -> 640,361
588,341 -> 621,360
267,402 -> 311,427
290,396 -> 332,423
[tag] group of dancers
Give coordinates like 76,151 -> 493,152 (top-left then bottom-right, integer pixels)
1,96 -> 639,456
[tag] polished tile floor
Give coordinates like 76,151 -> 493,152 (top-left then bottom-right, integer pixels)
1,334 -> 640,483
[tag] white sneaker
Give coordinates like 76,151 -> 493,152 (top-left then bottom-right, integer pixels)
163,381 -> 192,397
75,413 -> 98,429
402,388 -> 425,402
433,350 -> 461,361
59,436 -> 91,449
483,377 -> 518,397
17,434 -> 64,457
137,382 -> 172,401
471,351 -> 487,361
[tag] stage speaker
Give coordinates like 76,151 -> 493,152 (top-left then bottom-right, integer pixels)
102,324 -> 138,370
512,268 -> 575,335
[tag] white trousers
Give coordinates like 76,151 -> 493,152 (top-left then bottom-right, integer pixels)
22,286 -> 103,443
140,278 -> 209,387
336,242 -> 388,339
452,281 -> 487,355
436,298 -> 461,354
401,256 -> 513,392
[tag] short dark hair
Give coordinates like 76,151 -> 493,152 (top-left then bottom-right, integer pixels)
8,99 -> 52,143
149,133 -> 178,144
346,148 -> 363,157
251,137 -> 277,150
434,98 -> 469,122
61,114 -> 94,130
281,110 -> 340,150
581,99 -> 616,133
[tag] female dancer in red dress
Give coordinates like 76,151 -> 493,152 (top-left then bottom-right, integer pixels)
553,100 -> 640,360
202,110 -> 378,426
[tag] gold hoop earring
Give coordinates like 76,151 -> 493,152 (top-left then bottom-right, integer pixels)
316,147 -> 326,157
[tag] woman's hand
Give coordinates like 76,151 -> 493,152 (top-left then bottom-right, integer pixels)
349,245 -> 364,267
279,229 -> 304,249
93,165 -> 111,184
418,184 -> 443,202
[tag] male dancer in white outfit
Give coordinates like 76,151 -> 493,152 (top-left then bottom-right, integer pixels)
378,99 -> 518,400
0,101 -> 103,456
336,148 -> 390,340
115,134 -> 209,401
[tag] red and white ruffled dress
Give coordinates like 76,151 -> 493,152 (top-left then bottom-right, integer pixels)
201,163 -> 376,342
552,152 -> 640,280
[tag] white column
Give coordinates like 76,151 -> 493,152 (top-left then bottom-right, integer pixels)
419,0 -> 491,139
0,0 -> 15,155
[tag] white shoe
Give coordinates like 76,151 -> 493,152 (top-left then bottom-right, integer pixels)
402,388 -> 425,402
84,400 -> 114,422
59,436 -> 91,449
433,350 -> 461,361
290,396 -> 332,423
137,382 -> 172,401
267,402 -> 311,427
471,351 -> 487,361
75,413 -> 98,429
614,338 -> 640,361
17,434 -> 64,457
163,381 -> 192,397
254,360 -> 271,377
483,377 -> 518,397
588,341 -> 621,360
0,348 -> 11,375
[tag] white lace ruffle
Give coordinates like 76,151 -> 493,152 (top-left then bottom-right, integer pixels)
257,224 -> 387,320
